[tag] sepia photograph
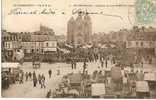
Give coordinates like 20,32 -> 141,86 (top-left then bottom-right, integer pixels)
1,0 -> 156,98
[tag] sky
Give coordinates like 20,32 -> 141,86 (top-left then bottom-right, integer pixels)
2,0 -> 155,35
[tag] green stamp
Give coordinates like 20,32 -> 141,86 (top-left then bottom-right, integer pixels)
135,0 -> 156,24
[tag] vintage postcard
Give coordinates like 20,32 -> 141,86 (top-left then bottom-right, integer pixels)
1,0 -> 156,98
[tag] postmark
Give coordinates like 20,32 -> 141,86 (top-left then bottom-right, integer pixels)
135,0 -> 156,24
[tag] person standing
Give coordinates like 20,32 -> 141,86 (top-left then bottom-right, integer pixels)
57,67 -> 60,76
71,60 -> 74,70
74,61 -> 77,69
141,61 -> 143,68
48,69 -> 52,78
25,72 -> 29,81
83,62 -> 87,74
46,89 -> 52,98
105,58 -> 108,68
28,72 -> 32,80
41,74 -> 46,88
19,71 -> 24,84
101,59 -> 104,68
38,74 -> 42,87
21,72 -> 24,83
131,80 -> 136,94
140,70 -> 144,81
122,74 -> 128,93
33,71 -> 37,87
19,72 -> 22,84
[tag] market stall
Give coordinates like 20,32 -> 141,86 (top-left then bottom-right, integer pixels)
91,83 -> 106,98
144,73 -> 156,89
68,73 -> 82,87
2,62 -> 22,87
136,81 -> 150,98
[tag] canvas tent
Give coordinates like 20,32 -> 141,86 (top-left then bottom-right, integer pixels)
136,81 -> 149,92
91,83 -> 106,97
111,66 -> 122,81
68,73 -> 82,86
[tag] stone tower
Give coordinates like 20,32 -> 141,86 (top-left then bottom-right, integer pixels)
67,12 -> 92,45
75,12 -> 84,44
67,17 -> 76,44
83,13 -> 92,43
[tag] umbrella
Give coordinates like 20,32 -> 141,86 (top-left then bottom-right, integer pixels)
111,66 -> 122,81
15,49 -> 24,61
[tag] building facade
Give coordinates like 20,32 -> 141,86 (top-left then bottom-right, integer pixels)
126,28 -> 156,61
2,30 -> 22,61
2,25 -> 58,62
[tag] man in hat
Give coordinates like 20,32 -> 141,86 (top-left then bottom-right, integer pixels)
48,69 -> 52,78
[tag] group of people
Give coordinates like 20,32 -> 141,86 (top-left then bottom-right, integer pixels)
17,71 -> 47,88
30,71 -> 46,88
17,67 -> 62,89
24,72 -> 33,81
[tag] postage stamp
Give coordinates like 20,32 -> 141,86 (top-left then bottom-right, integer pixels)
135,0 -> 156,24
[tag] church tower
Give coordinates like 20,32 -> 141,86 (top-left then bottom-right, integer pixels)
67,12 -> 92,45
83,13 -> 92,43
67,17 -> 76,44
75,12 -> 84,44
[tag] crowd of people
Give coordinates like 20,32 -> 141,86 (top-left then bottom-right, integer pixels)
3,49 -> 155,98
50,53 -> 156,98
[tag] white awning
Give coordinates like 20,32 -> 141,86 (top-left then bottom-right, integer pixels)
82,45 -> 92,49
58,47 -> 70,53
65,44 -> 73,48
44,48 -> 57,52
2,63 -> 20,68
101,44 -> 107,48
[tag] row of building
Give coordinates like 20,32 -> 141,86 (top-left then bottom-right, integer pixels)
126,27 -> 156,49
2,25 -> 65,61
92,26 -> 156,49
